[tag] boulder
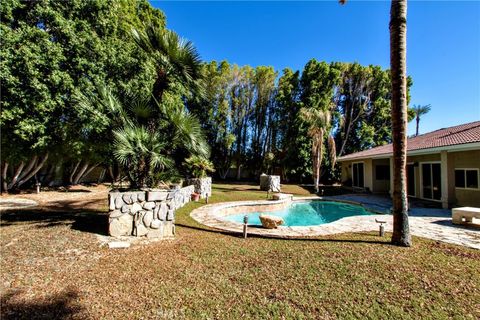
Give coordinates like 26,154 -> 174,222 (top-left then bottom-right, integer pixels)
158,203 -> 167,220
147,190 -> 168,201
143,210 -> 154,227
114,196 -> 124,209
137,192 -> 145,202
120,205 -> 130,214
108,193 -> 118,210
130,202 -> 142,214
109,210 -> 123,219
143,201 -> 156,210
109,213 -> 133,237
259,214 -> 284,229
122,193 -> 133,204
134,223 -> 148,237
150,219 -> 162,229
167,209 -> 174,221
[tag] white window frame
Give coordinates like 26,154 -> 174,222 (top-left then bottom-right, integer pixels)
454,168 -> 480,191
419,161 -> 442,202
352,161 -> 365,188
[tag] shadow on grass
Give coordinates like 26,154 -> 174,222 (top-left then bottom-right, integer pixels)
175,222 -> 394,246
213,186 -> 261,192
0,200 -> 109,236
1,288 -> 84,320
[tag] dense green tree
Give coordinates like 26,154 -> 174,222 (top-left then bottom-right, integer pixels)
275,68 -> 311,182
1,0 -> 165,190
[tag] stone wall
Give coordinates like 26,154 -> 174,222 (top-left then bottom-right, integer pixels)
259,174 -> 281,192
108,185 -> 195,239
186,177 -> 212,199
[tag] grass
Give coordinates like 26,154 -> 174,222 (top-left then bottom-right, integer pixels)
1,183 -> 479,319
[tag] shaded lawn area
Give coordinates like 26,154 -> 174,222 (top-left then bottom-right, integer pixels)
1,183 -> 479,319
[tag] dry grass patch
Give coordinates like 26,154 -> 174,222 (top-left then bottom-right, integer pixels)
1,183 -> 479,319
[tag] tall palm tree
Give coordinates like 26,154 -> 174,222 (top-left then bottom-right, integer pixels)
390,0 -> 411,246
132,25 -> 204,102
341,0 -> 411,246
300,108 -> 331,193
412,104 -> 431,136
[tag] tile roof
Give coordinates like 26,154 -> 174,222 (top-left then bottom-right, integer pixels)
338,121 -> 480,161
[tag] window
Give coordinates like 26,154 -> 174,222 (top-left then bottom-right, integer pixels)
375,165 -> 390,180
455,169 -> 479,189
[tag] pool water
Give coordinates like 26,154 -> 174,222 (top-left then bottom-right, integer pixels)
223,201 -> 373,227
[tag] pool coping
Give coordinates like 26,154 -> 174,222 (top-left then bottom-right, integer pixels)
189,196 -> 390,238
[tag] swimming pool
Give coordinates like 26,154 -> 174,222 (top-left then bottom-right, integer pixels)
222,201 -> 373,227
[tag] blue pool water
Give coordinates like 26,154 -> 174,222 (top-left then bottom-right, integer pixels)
223,201 -> 373,227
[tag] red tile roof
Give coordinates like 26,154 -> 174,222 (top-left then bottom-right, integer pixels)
338,121 -> 480,161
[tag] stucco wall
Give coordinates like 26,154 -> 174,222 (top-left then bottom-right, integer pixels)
451,150 -> 480,207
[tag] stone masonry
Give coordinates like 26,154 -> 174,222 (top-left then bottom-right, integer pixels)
108,185 -> 194,239
260,174 -> 281,192
186,177 -> 212,199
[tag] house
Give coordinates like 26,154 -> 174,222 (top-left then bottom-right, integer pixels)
338,121 -> 480,208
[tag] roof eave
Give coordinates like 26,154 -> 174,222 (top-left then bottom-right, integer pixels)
337,142 -> 480,162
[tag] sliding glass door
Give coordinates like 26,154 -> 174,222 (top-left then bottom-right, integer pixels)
352,163 -> 364,188
421,163 -> 441,200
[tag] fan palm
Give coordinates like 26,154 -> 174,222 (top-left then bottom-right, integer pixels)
114,126 -> 173,189
75,85 -> 210,189
184,155 -> 215,178
412,104 -> 431,136
300,108 -> 331,193
132,25 -> 204,102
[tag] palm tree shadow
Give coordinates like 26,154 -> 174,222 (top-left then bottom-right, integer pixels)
1,288 -> 85,320
175,223 -> 394,245
1,204 -> 109,236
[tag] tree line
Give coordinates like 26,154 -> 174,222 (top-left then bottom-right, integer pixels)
188,60 -> 413,187
1,0 -> 414,192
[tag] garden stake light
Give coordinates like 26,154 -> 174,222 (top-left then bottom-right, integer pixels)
243,215 -> 248,239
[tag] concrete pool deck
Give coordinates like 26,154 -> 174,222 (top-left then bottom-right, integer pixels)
190,194 -> 480,249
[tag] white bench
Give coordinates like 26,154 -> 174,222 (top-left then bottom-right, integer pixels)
452,207 -> 480,224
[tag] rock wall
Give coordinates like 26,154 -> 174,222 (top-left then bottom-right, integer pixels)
108,185 -> 195,239
186,177 -> 212,199
259,174 -> 281,192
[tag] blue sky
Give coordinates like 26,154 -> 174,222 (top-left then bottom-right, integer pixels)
151,1 -> 480,135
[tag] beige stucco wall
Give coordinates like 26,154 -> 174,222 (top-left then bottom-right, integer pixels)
340,149 -> 480,207
451,150 -> 480,207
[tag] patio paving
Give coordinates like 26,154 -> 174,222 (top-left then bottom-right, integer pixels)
190,194 -> 480,250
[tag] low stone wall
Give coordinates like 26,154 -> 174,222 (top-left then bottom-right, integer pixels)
108,185 -> 195,239
259,174 -> 281,192
186,177 -> 212,199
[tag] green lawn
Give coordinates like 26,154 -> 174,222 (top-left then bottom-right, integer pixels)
1,183 -> 479,319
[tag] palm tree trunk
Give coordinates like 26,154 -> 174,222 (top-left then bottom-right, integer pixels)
415,115 -> 420,136
390,0 -> 411,247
